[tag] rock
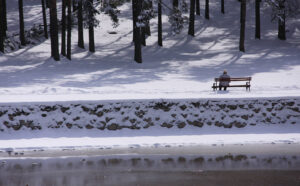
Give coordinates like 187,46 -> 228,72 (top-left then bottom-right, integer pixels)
66,123 -> 73,129
187,120 -> 204,127
241,115 -> 248,120
85,124 -> 94,129
234,121 -> 247,128
60,106 -> 70,113
161,122 -> 173,128
191,102 -> 200,108
179,105 -> 187,111
227,105 -> 237,110
107,123 -> 119,130
177,122 -> 186,128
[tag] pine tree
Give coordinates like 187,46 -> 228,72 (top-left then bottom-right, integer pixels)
133,0 -> 142,63
239,0 -> 246,52
61,0 -> 66,56
49,0 -> 60,61
221,0 -> 224,14
255,0 -> 261,39
196,0 -> 200,15
41,0 -> 48,39
19,0 -> 26,45
2,0 -> 7,36
173,0 -> 179,9
278,0 -> 286,40
83,0 -> 98,53
67,0 -> 72,59
78,0 -> 84,48
88,0 -> 95,52
188,0 -> 195,36
0,0 -> 4,53
205,0 -> 209,19
158,0 -> 162,46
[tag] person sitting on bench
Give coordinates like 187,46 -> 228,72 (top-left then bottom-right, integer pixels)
219,70 -> 230,91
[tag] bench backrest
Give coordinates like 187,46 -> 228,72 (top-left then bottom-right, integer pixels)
215,77 -> 251,82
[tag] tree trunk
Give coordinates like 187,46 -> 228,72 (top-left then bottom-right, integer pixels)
239,0 -> 246,52
141,0 -> 146,46
196,0 -> 200,15
173,0 -> 178,9
2,0 -> 7,36
221,0 -> 225,14
77,0 -> 84,48
88,0 -> 95,53
46,0 -> 50,8
67,0 -> 72,59
158,0 -> 162,46
141,27 -> 146,46
61,0 -> 66,56
278,0 -> 286,40
0,0 -> 4,52
188,0 -> 195,36
133,0 -> 142,63
18,0 -> 26,45
145,1 -> 152,36
205,0 -> 209,19
255,0 -> 260,39
72,0 -> 77,12
41,0 -> 48,39
49,0 -> 60,61
132,0 -> 136,42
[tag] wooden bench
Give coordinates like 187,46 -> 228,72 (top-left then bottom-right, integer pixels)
212,77 -> 251,91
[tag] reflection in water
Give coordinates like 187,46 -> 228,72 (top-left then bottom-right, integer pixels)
0,154 -> 300,186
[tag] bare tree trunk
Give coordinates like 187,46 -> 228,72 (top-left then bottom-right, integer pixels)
221,0 -> 224,14
145,1 -> 152,36
255,0 -> 261,39
88,0 -> 95,53
132,0 -> 136,42
188,0 -> 195,36
173,0 -> 178,9
49,0 -> 60,61
77,0 -> 84,48
133,0 -> 142,63
158,0 -> 162,46
41,0 -> 48,39
278,0 -> 286,40
205,0 -> 209,19
18,0 -> 26,45
0,0 -> 4,52
196,0 -> 200,15
67,0 -> 72,59
61,0 -> 66,56
239,0 -> 246,52
2,0 -> 7,36
141,0 -> 146,46
72,0 -> 77,12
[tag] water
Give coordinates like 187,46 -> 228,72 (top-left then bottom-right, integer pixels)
1,154 -> 300,186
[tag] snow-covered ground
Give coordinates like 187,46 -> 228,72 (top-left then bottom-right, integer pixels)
0,0 -> 300,102
0,0 -> 300,155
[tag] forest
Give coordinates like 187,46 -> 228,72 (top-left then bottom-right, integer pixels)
0,0 -> 299,63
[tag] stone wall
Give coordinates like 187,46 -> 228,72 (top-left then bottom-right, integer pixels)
0,98 -> 299,132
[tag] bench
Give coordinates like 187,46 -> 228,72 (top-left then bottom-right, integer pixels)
212,77 -> 251,91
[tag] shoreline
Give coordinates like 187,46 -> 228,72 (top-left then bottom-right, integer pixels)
1,143 -> 300,159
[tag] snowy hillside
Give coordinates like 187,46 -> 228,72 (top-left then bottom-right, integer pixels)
0,0 -> 299,103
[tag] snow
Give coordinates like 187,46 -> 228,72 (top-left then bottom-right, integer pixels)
0,0 -> 300,155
